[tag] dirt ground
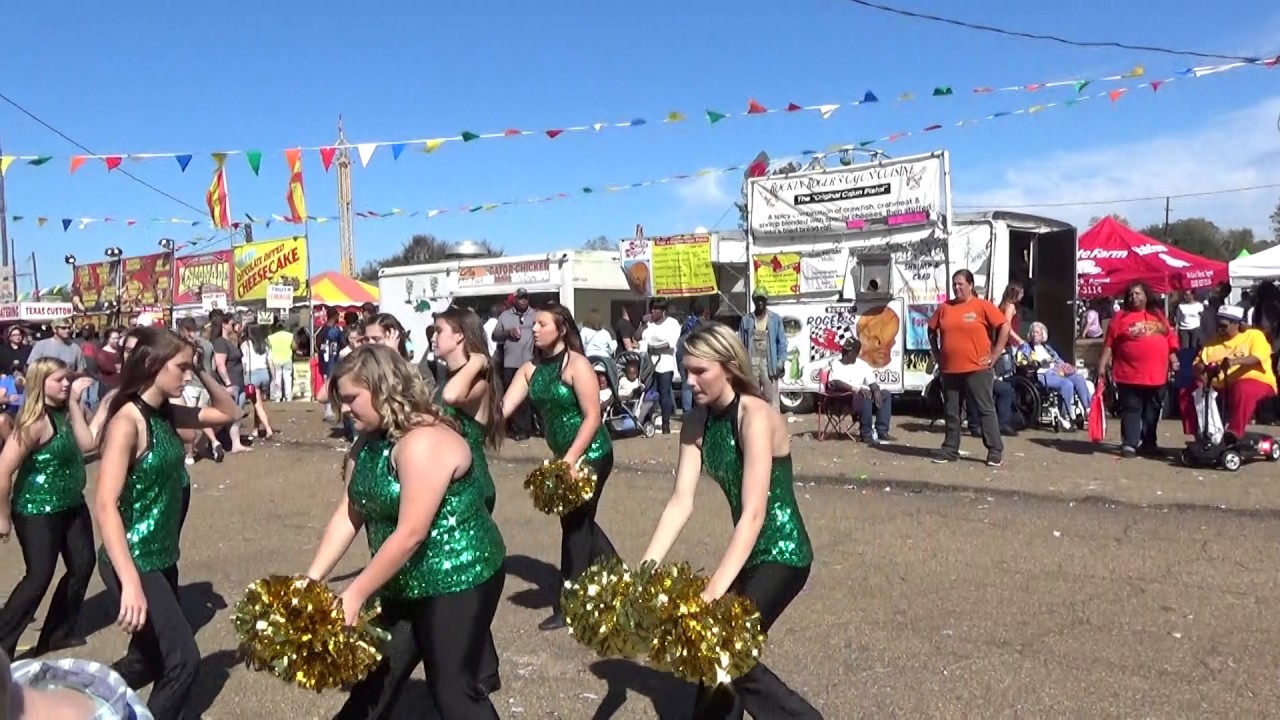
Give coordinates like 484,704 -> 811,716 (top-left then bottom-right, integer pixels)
4,403 -> 1280,718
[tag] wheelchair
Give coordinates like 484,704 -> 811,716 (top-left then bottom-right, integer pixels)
1011,364 -> 1088,433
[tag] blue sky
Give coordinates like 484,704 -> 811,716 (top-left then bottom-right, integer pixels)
3,0 -> 1278,292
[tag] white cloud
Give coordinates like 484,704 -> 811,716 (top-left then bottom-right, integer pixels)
673,171 -> 732,210
956,95 -> 1280,236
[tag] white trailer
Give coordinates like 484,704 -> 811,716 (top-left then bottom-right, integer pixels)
377,250 -> 634,362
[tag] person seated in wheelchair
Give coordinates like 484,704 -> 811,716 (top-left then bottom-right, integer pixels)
826,338 -> 894,444
1193,305 -> 1278,438
1020,321 -> 1091,431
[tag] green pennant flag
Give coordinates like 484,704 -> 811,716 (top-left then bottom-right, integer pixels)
931,86 -> 953,96
1065,98 -> 1082,106
706,110 -> 727,124
858,140 -> 876,147
460,131 -> 480,142
1074,80 -> 1090,93
582,187 -> 594,194
246,151 -> 262,176
27,156 -> 52,166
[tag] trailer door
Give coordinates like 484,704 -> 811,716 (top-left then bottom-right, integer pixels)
1032,228 -> 1079,364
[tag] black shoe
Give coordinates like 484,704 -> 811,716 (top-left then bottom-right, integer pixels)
879,433 -> 896,443
986,455 -> 1003,467
512,434 -> 530,442
1137,444 -> 1162,457
931,452 -> 958,464
211,443 -> 226,463
1000,426 -> 1019,437
537,612 -> 566,631
479,675 -> 502,695
1120,445 -> 1138,458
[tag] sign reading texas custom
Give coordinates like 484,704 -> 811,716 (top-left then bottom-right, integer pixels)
233,237 -> 309,302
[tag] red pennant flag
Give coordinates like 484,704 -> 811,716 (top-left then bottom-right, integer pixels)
973,86 -> 994,94
1025,84 -> 1041,92
1108,89 -> 1125,102
284,147 -> 302,170
546,129 -> 564,139
1265,55 -> 1278,67
69,156 -> 87,174
786,102 -> 803,112
503,128 -> 522,136
1150,80 -> 1164,92
319,147 -> 337,171
747,99 -> 767,114
747,160 -> 768,178
127,219 -> 137,226
889,133 -> 907,142
104,156 -> 123,171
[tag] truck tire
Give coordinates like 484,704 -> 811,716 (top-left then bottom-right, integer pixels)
779,392 -> 814,415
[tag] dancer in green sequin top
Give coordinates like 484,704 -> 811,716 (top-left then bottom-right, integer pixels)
502,302 -> 618,631
0,358 -> 98,657
95,328 -> 242,720
306,345 -> 505,719
641,323 -> 822,719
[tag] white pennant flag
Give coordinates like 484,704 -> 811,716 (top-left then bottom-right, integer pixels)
356,143 -> 378,167
817,104 -> 839,119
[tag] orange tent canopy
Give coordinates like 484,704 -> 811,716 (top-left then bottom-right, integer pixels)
310,271 -> 378,307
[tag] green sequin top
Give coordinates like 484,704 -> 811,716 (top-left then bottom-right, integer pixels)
435,382 -> 497,513
11,408 -> 87,516
100,400 -> 187,573
348,432 -> 505,600
527,351 -> 611,463
701,397 -> 813,569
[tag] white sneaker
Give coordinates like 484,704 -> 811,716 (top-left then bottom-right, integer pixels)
185,456 -> 195,466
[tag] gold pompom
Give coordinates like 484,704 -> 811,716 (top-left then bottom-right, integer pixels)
645,568 -> 768,686
524,458 -> 598,515
560,557 -> 647,659
232,575 -> 391,692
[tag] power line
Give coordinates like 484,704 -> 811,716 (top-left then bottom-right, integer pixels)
0,90 -> 207,215
955,181 -> 1280,210
841,0 -> 1255,62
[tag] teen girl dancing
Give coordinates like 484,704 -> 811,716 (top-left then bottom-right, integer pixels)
0,359 -> 97,657
641,323 -> 821,719
306,345 -> 505,718
95,327 -> 240,718
501,302 -> 616,631
432,307 -> 504,693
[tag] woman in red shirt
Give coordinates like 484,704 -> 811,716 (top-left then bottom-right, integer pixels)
1097,282 -> 1180,458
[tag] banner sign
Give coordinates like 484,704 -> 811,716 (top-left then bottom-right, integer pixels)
201,292 -> 229,313
752,253 -> 802,297
266,285 -> 294,309
748,156 -> 942,237
119,253 -> 173,312
0,302 -> 74,322
72,260 -> 121,313
620,234 -> 717,297
456,259 -> 550,289
799,249 -> 849,294
233,237 -> 308,302
174,251 -> 233,305
775,298 -> 907,394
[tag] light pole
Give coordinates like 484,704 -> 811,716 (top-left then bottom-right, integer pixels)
159,238 -> 176,326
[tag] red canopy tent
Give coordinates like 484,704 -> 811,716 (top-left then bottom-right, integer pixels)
1076,218 -> 1228,299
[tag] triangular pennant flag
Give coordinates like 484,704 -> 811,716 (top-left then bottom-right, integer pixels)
706,110 -> 727,124
37,217 -> 47,227
69,156 -> 87,174
545,129 -> 564,139
1109,89 -> 1125,102
858,140 -> 876,147
628,118 -> 646,127
1150,80 -> 1164,92
1028,105 -> 1045,114
503,129 -> 522,136
747,99 -> 767,114
1266,56 -> 1279,68
973,86 -> 994,94
898,92 -> 914,101
460,131 -> 480,142
356,143 -> 377,167
1025,84 -> 1041,92
246,151 -> 262,175
127,219 -> 136,226
175,154 -> 193,172
212,152 -> 228,168
931,86 -> 953,96
923,124 -> 942,132
61,219 -> 72,232
786,102 -> 803,112
1125,65 -> 1145,78
1065,98 -> 1082,106
320,147 -> 337,170
817,104 -> 839,119
582,187 -> 594,194
284,148 -> 301,169
424,139 -> 446,153
862,91 -> 879,103
391,143 -> 406,160
1073,80 -> 1090,93
665,111 -> 686,122
27,156 -> 51,166
592,123 -> 605,132
0,156 -> 13,176
9,215 -> 20,222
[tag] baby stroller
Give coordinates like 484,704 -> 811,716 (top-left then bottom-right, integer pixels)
594,351 -> 657,439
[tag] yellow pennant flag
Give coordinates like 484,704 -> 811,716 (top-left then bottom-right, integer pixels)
424,139 -> 446,154
0,156 -> 13,175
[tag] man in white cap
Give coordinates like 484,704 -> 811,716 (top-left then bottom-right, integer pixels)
1195,304 -> 1278,437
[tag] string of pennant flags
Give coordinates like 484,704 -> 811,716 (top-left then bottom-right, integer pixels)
0,57 -> 1274,179
5,57 -> 1269,234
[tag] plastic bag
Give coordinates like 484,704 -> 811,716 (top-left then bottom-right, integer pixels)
1088,376 -> 1107,443
1191,385 -> 1224,444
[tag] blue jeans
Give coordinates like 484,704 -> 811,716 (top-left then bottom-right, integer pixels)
1041,371 -> 1090,417
967,377 -> 1015,430
855,392 -> 892,440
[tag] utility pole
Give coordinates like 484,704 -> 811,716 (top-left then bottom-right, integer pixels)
336,116 -> 355,277
1162,196 -> 1171,239
0,136 -> 13,302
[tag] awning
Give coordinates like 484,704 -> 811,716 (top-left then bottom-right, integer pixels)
1077,218 -> 1228,298
1230,243 -> 1280,283
310,271 -> 379,307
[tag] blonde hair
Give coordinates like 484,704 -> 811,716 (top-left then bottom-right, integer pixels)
682,323 -> 764,400
15,357 -> 68,445
327,344 -> 459,441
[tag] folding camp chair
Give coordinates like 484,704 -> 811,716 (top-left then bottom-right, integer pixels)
816,367 -> 857,440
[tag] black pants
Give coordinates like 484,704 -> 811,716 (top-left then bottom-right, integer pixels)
559,452 -> 618,586
0,503 -> 95,656
654,371 -> 675,432
692,563 -> 821,719
1117,383 -> 1164,450
503,367 -> 532,438
336,570 -> 505,719
100,562 -> 200,720
942,371 -> 1003,458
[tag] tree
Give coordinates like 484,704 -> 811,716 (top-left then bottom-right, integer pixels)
358,234 -> 502,281
1088,213 -> 1131,227
581,235 -> 613,251
1271,197 -> 1280,244
1139,218 -> 1268,261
